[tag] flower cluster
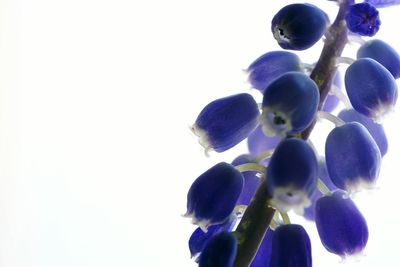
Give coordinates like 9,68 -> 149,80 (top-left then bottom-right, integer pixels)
183,0 -> 399,266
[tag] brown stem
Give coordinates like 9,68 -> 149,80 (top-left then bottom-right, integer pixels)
233,1 -> 354,266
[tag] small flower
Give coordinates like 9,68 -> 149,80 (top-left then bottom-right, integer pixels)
271,4 -> 329,50
266,138 -> 318,213
198,231 -> 237,267
357,39 -> 400,79
269,224 -> 312,267
325,122 -> 381,193
192,93 -> 260,153
346,3 -> 381,36
315,190 -> 369,257
246,51 -> 302,93
261,72 -> 320,137
188,214 -> 237,261
345,58 -> 398,121
338,108 -> 388,156
185,162 -> 244,231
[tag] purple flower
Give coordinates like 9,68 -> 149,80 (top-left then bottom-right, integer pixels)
316,190 -> 369,256
346,3 -> 381,36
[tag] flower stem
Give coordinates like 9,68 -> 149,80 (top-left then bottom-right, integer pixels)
233,1 -> 354,266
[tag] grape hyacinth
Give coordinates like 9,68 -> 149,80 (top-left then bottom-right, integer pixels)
184,0 -> 398,266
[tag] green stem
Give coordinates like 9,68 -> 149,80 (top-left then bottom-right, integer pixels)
235,163 -> 267,174
233,1 -> 354,266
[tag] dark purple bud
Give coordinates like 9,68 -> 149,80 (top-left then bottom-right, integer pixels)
261,72 -> 319,137
199,231 -> 237,267
345,58 -> 398,121
267,138 -> 318,213
246,51 -> 302,93
269,224 -> 312,267
271,4 -> 329,50
316,190 -> 369,256
189,215 -> 237,261
325,122 -> 381,192
231,154 -> 261,205
192,93 -> 260,153
185,162 -> 244,231
346,3 -> 381,36
357,39 -> 400,79
338,108 -> 388,156
250,228 -> 274,267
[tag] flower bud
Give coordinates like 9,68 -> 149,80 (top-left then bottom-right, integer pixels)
338,108 -> 388,156
345,58 -> 398,121
192,93 -> 260,153
315,190 -> 369,256
266,138 -> 318,213
199,231 -> 237,267
185,162 -> 244,231
269,224 -> 312,267
189,214 -> 237,261
246,51 -> 302,93
346,3 -> 381,36
357,39 -> 400,79
325,122 -> 381,192
271,4 -> 329,50
261,72 -> 319,137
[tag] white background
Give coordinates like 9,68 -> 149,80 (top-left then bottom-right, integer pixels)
0,0 -> 399,266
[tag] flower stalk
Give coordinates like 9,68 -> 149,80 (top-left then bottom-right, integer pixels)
233,0 -> 354,266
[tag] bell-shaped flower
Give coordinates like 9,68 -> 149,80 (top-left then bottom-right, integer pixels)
338,108 -> 388,156
231,154 -> 262,205
315,190 -> 369,257
266,138 -> 318,213
189,214 -> 237,261
198,231 -> 237,267
325,122 -> 381,192
271,3 -> 329,50
261,72 -> 319,137
192,93 -> 260,153
185,162 -> 244,231
246,51 -> 302,93
345,58 -> 398,121
357,39 -> 400,79
269,224 -> 312,267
